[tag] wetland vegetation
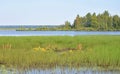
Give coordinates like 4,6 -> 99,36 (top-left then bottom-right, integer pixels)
0,36 -> 120,69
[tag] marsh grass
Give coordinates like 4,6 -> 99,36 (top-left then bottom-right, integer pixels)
0,36 -> 120,69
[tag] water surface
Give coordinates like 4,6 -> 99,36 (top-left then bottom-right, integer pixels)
0,31 -> 120,36
0,67 -> 120,74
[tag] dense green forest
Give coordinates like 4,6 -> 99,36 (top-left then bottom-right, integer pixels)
17,11 -> 120,31
63,11 -> 120,31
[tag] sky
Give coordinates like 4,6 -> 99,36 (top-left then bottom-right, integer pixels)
0,0 -> 120,25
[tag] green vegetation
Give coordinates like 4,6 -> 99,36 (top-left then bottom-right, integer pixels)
16,10 -> 120,31
0,36 -> 120,69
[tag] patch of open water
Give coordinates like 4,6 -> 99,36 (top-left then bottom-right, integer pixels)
0,67 -> 120,74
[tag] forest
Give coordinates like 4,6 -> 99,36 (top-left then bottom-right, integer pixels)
62,10 -> 120,31
17,11 -> 120,31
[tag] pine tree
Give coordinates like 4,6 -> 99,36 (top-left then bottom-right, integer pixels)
91,13 -> 99,29
73,14 -> 81,29
85,13 -> 92,27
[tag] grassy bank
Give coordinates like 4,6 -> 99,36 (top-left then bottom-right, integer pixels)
0,36 -> 120,69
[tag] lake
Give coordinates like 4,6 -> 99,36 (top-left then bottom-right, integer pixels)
0,67 -> 120,74
0,30 -> 120,36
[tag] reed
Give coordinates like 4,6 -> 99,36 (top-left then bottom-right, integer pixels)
0,36 -> 120,69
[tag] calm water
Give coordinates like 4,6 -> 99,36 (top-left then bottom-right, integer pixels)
0,31 -> 120,36
0,67 -> 120,74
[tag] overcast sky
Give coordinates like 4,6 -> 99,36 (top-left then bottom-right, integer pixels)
0,0 -> 120,25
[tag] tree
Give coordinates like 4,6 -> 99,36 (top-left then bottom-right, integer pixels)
103,10 -> 110,30
91,13 -> 99,28
73,14 -> 81,29
97,11 -> 110,30
64,21 -> 71,30
107,16 -> 113,30
113,15 -> 120,29
70,10 -> 120,31
119,17 -> 120,29
97,14 -> 102,30
85,13 -> 92,27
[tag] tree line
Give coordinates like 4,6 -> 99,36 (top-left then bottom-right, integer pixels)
16,11 -> 120,31
63,11 -> 120,31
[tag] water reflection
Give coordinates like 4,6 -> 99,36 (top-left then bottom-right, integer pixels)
0,67 -> 120,74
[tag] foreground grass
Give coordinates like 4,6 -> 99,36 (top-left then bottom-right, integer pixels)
0,36 -> 120,69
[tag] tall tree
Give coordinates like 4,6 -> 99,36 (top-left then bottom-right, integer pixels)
107,16 -> 113,29
73,14 -> 81,29
91,13 -> 99,28
97,14 -> 103,30
103,10 -> 110,30
113,15 -> 120,29
85,13 -> 92,27
97,11 -> 110,30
